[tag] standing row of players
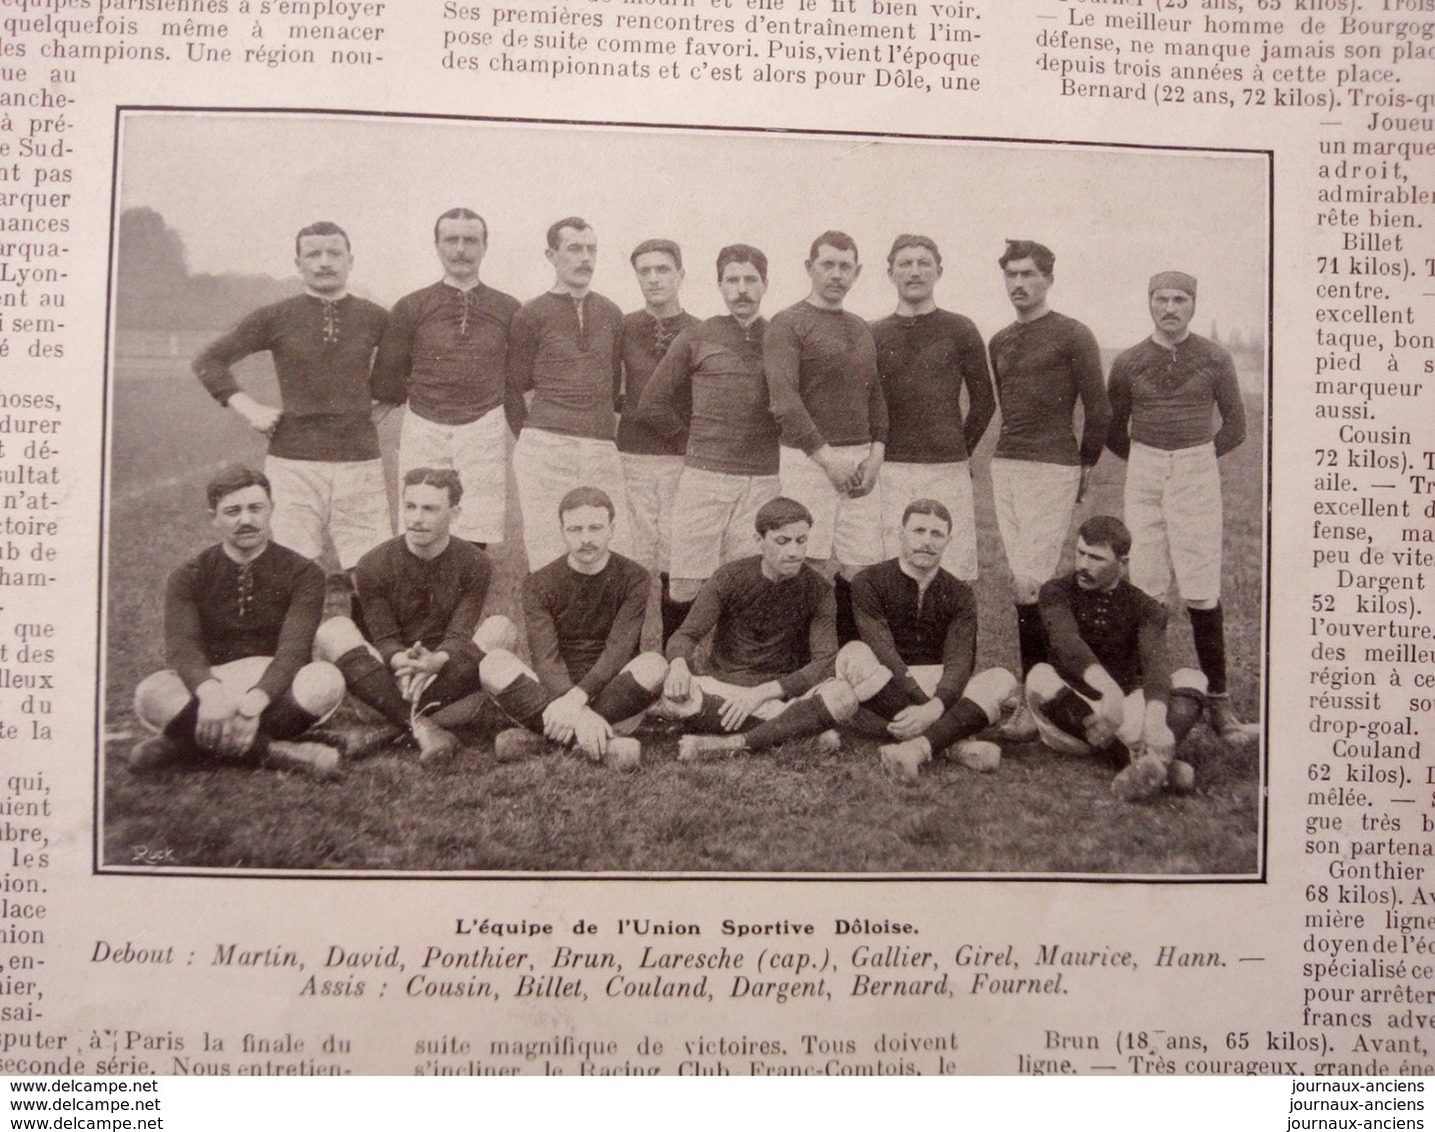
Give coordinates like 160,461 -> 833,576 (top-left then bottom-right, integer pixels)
128,215 -> 1258,800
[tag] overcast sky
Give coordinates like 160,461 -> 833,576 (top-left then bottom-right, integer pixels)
117,112 -> 1268,349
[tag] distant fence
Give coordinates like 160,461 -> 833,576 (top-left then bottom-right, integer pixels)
115,329 -> 217,361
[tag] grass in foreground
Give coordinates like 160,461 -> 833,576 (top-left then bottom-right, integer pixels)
103,699 -> 1259,874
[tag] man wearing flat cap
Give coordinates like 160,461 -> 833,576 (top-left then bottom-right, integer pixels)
1105,271 -> 1257,756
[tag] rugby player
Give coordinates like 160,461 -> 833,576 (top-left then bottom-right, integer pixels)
842,499 -> 1018,779
129,465 -> 344,778
1106,271 -> 1257,744
616,239 -> 699,620
764,230 -> 888,644
313,468 -> 516,764
371,208 -> 520,548
987,239 -> 1111,736
661,497 -> 866,761
635,243 -> 782,645
1028,516 -> 1209,801
480,488 -> 667,769
193,221 -> 393,582
506,217 -> 635,570
871,235 -> 995,582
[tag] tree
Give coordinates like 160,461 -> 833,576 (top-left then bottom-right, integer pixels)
115,207 -> 189,329
114,207 -> 295,330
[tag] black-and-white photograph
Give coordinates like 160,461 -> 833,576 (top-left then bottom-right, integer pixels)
99,110 -> 1269,878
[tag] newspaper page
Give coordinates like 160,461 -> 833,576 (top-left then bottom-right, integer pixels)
0,0 -> 1429,1082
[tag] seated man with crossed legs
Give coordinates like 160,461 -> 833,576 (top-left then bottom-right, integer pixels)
1027,515 -> 1208,801
838,498 -> 1018,780
313,467 -> 516,764
480,487 -> 667,769
661,497 -> 874,761
130,464 -> 345,778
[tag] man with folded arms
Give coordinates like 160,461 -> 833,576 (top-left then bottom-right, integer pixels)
1106,270 -> 1257,746
636,243 -> 782,645
371,208 -> 520,549
314,468 -> 515,764
662,497 -> 867,761
130,465 -> 344,778
1028,516 -> 1208,802
841,499 -> 1018,779
480,487 -> 667,769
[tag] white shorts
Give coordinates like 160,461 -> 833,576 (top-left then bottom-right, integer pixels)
134,657 -> 344,733
512,427 -> 635,571
1025,663 -> 1145,756
398,406 -> 508,545
264,455 -> 390,570
668,467 -> 780,581
778,444 -> 884,567
990,457 -> 1081,586
621,453 -> 686,576
659,673 -> 834,724
880,460 -> 978,581
1125,441 -> 1222,605
838,643 -> 1016,720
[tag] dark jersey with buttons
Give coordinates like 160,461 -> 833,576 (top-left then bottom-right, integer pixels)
852,557 -> 976,707
194,294 -> 389,462
1039,574 -> 1170,704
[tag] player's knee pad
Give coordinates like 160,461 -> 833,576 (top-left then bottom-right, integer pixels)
966,667 -> 1020,722
815,678 -> 859,723
133,670 -> 190,732
479,648 -> 529,694
1024,663 -> 1065,705
473,615 -> 518,655
625,651 -> 669,692
313,616 -> 365,663
1171,667 -> 1208,695
292,661 -> 346,721
835,641 -> 891,701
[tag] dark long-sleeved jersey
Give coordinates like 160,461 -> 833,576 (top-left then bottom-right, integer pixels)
193,293 -> 389,462
522,553 -> 650,697
637,315 -> 781,477
987,310 -> 1110,467
872,309 -> 995,464
851,557 -> 976,708
504,290 -> 624,440
353,536 -> 494,664
163,542 -> 325,701
370,281 -> 520,425
1105,333 -> 1246,460
765,301 -> 887,455
1039,574 -> 1170,705
667,556 -> 836,698
616,308 -> 700,456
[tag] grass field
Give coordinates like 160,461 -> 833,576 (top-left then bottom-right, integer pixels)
100,332 -> 1265,875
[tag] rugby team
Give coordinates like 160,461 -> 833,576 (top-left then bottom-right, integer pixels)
126,212 -> 1258,803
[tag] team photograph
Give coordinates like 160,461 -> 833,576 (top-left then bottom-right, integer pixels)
99,112 -> 1269,876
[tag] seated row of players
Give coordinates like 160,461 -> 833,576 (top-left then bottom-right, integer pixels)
192,217 -> 1256,752
130,462 -> 1214,802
